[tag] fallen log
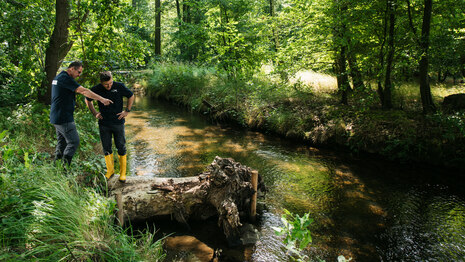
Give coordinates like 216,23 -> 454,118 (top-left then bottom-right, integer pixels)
107,156 -> 266,245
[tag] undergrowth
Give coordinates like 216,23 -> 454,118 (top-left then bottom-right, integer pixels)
145,63 -> 465,170
0,102 -> 165,261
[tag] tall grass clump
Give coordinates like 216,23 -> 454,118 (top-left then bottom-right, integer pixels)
148,62 -> 214,109
1,161 -> 165,261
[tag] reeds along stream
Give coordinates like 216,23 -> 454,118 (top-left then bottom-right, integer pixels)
125,96 -> 465,261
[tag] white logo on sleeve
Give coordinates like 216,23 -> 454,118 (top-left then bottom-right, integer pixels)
52,80 -> 58,85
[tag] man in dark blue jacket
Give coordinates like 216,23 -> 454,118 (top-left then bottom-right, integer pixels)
85,71 -> 134,182
50,61 -> 113,166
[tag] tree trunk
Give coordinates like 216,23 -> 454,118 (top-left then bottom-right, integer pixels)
107,157 -> 266,246
175,0 -> 184,58
419,0 -> 435,113
377,1 -> 388,107
175,0 -> 181,27
347,51 -> 364,90
336,46 -> 350,105
383,0 -> 396,109
182,1 -> 190,23
461,40 -> 465,78
269,0 -> 279,52
39,0 -> 73,105
333,1 -> 351,105
155,0 -> 161,56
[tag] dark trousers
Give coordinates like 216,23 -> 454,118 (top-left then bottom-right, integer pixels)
99,124 -> 126,156
54,122 -> 80,164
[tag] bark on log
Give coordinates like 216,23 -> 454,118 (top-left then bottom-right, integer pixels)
107,156 -> 266,245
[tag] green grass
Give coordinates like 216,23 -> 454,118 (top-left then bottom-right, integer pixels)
0,102 -> 165,261
144,62 -> 465,169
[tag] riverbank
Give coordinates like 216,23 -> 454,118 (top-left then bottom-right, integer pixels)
143,63 -> 465,170
0,103 -> 165,261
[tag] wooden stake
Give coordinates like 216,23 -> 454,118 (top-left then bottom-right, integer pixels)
250,170 -> 258,222
116,192 -> 124,226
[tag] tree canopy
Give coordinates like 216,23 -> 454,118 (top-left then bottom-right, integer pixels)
1,0 -> 464,109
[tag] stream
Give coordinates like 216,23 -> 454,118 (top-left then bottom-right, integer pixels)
125,96 -> 465,261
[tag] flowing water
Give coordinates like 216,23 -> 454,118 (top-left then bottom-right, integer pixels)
126,96 -> 465,262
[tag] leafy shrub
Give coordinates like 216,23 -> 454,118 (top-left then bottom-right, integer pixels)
273,209 -> 313,262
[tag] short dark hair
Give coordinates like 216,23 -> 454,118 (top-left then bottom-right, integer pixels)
100,71 -> 112,82
68,61 -> 83,69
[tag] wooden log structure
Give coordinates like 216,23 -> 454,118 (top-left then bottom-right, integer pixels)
107,156 -> 266,245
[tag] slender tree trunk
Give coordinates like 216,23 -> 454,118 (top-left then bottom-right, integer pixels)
336,46 -> 350,105
182,1 -> 189,23
39,0 -> 73,105
346,34 -> 364,90
377,1 -> 388,107
175,0 -> 184,58
155,0 -> 161,56
419,0 -> 435,113
460,39 -> 465,77
186,3 -> 191,24
175,0 -> 181,26
347,51 -> 364,90
221,5 -> 228,47
269,0 -> 279,52
383,0 -> 396,109
333,1 -> 351,105
461,53 -> 465,78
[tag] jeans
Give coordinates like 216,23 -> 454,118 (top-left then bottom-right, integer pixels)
54,122 -> 80,161
99,124 -> 126,156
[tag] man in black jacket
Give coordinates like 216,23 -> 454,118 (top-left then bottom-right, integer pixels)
85,71 -> 134,182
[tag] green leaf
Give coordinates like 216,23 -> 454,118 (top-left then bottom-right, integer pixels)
0,130 -> 8,141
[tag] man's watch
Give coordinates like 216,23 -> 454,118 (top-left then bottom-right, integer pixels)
126,108 -> 131,112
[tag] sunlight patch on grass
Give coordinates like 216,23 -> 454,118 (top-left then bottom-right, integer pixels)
432,82 -> 465,98
393,81 -> 465,110
294,70 -> 337,93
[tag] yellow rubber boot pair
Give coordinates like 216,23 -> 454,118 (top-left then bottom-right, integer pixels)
104,154 -> 127,182
118,154 -> 127,183
104,154 -> 115,179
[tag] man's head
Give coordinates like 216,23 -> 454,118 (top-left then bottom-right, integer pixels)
67,61 -> 83,79
100,71 -> 113,90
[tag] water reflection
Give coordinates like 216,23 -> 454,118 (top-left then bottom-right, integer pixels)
126,96 -> 465,261
380,185 -> 465,261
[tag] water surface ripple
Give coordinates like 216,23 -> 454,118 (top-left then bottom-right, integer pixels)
126,96 -> 465,261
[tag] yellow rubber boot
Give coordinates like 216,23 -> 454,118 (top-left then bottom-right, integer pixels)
118,154 -> 127,183
104,154 -> 114,179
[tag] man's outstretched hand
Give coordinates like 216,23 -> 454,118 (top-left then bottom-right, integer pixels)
100,98 -> 113,106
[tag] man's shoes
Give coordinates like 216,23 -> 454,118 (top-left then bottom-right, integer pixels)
104,153 -> 115,179
118,154 -> 127,183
